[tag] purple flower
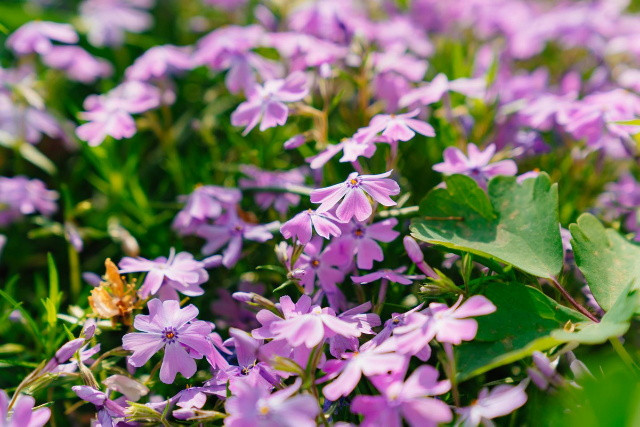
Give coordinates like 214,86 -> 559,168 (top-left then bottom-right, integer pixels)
239,165 -> 306,214
456,382 -> 528,427
196,211 -> 273,268
253,295 -> 361,349
394,296 -> 496,356
231,71 -> 308,134
119,249 -> 208,299
280,209 -> 342,244
0,390 -> 51,427
320,340 -> 407,401
76,81 -> 162,146
352,365 -> 452,427
432,143 -> 517,187
172,185 -> 242,235
354,109 -> 435,143
225,378 -> 319,427
122,299 -> 213,384
306,137 -> 378,170
6,21 -> 78,55
72,385 -> 127,427
41,46 -> 113,83
287,0 -> 363,43
329,301 -> 381,357
0,176 -> 58,226
293,236 -> 346,300
310,171 -> 400,223
352,267 -> 425,286
330,218 -> 399,270
126,45 -> 193,81
403,236 -> 438,279
80,0 -> 154,48
527,351 -> 564,391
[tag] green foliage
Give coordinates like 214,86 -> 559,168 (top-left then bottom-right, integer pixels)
570,213 -> 640,311
411,173 -> 563,278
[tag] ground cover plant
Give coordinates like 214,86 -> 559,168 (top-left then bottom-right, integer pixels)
2,0 -> 640,425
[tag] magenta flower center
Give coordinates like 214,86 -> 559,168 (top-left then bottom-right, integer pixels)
162,327 -> 178,343
346,177 -> 361,188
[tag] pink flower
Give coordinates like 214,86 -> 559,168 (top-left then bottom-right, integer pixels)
394,296 -> 496,356
305,137 -> 379,170
432,143 -> 517,187
119,248 -> 209,299
354,109 -> 435,143
253,295 -> 361,348
310,171 -> 400,223
172,185 -> 242,235
231,72 -> 308,135
330,218 -> 399,270
352,365 -> 452,427
239,165 -> 306,214
280,209 -> 342,244
6,21 -> 78,55
320,340 -> 407,401
293,237 -> 346,302
42,46 -> 113,83
351,267 -> 425,286
456,382 -> 528,427
126,45 -> 193,81
225,378 -> 319,427
80,0 -> 154,48
122,299 -> 213,384
0,176 -> 58,226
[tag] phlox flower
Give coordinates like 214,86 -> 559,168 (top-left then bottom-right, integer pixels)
122,299 -> 213,384
126,45 -> 194,81
72,386 -> 127,427
354,109 -> 435,143
196,210 -> 273,268
287,0 -> 365,43
119,248 -> 208,299
394,296 -> 496,356
41,46 -> 113,83
224,378 -> 319,427
231,72 -> 308,135
172,185 -> 241,235
330,218 -> 399,270
320,339 -> 407,401
351,267 -> 425,286
310,171 -> 400,223
432,143 -> 517,187
0,390 -> 51,427
400,73 -> 487,108
280,209 -> 342,244
352,365 -> 452,427
328,301 -> 381,357
455,382 -> 528,427
239,165 -> 306,214
252,295 -> 361,349
6,21 -> 78,55
293,237 -> 346,308
0,176 -> 58,226
79,0 -> 154,48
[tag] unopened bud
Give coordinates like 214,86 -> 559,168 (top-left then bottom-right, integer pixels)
403,236 -> 424,264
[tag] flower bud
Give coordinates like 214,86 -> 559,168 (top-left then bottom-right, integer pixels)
403,236 -> 424,263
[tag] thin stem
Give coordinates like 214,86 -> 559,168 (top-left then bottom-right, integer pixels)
375,279 -> 389,314
443,343 -> 460,406
609,337 -> 640,373
549,277 -> 599,323
68,244 -> 81,300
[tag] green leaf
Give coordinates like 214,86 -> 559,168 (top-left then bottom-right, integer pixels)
411,173 -> 563,278
551,282 -> 640,344
457,282 -> 586,380
569,213 -> 640,311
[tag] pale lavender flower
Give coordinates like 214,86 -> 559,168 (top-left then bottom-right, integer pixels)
352,365 -> 452,427
231,71 -> 308,135
352,267 -> 425,286
122,299 -> 213,384
172,185 -> 241,235
6,21 -> 78,55
293,236 -> 346,297
72,385 -> 127,426
310,171 -> 400,223
41,46 -> 113,83
527,351 -> 564,391
76,81 -> 162,146
267,32 -> 347,72
253,295 -> 361,348
456,382 -> 528,427
403,236 -> 438,279
119,248 -> 208,299
239,165 -> 306,214
306,137 -> 378,170
320,340 -> 407,401
80,0 -> 154,48
394,296 -> 496,356
225,378 -> 319,427
0,390 -> 51,427
126,45 -> 193,81
287,0 -> 365,43
432,143 -> 517,187
329,301 -> 381,357
196,211 -> 273,268
354,109 -> 435,143
330,218 -> 399,270
280,209 -> 342,244
283,134 -> 306,150
0,176 -> 58,226
400,73 -> 486,108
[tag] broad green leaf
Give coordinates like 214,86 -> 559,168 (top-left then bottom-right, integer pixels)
411,173 -> 563,278
569,213 -> 640,311
551,283 -> 640,344
457,282 -> 586,380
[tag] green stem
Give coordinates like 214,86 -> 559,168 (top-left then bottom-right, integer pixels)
68,244 -> 81,300
609,337 -> 640,373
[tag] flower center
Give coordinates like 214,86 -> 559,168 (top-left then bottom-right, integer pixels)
346,176 -> 361,188
162,327 -> 178,343
259,405 -> 270,415
311,259 -> 320,268
353,227 -> 365,238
